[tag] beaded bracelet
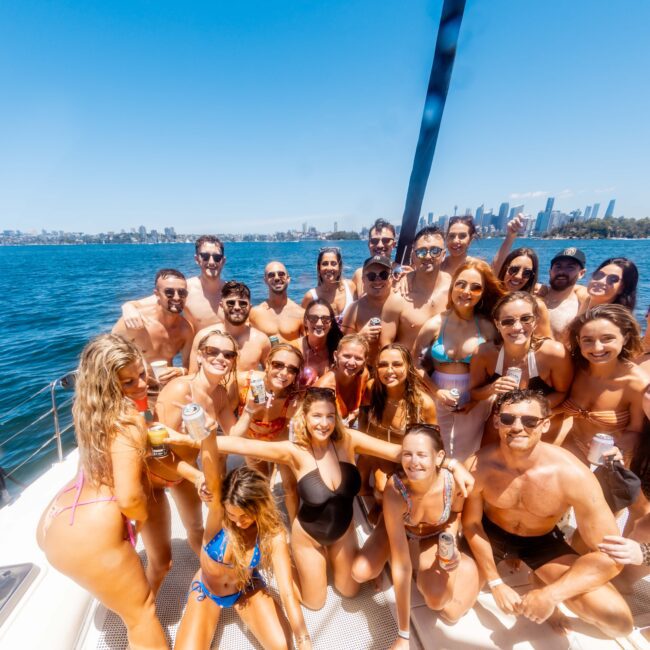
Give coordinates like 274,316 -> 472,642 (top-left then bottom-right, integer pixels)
641,542 -> 650,566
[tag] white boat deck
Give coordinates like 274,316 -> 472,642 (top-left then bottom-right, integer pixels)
1,451 -> 649,650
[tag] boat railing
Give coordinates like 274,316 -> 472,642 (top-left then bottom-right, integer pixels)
0,371 -> 77,503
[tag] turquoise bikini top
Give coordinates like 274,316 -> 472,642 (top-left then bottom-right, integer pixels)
430,315 -> 485,365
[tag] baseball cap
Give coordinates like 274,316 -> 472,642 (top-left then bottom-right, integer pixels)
550,247 -> 586,269
363,255 -> 392,270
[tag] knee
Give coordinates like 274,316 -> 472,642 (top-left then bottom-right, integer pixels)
603,606 -> 634,638
122,589 -> 158,628
351,556 -> 372,584
301,593 -> 326,611
416,578 -> 449,612
149,554 -> 173,576
335,578 -> 360,599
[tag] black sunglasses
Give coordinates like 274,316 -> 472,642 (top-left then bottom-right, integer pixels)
414,246 -> 443,259
162,288 -> 188,299
369,237 -> 394,247
267,271 -> 287,279
365,270 -> 390,282
498,413 -> 545,428
198,252 -> 224,263
306,314 -> 332,325
270,360 -> 300,375
506,265 -> 534,279
224,298 -> 250,308
201,346 -> 237,360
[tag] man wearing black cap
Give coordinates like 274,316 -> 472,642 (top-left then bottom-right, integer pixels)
538,247 -> 588,344
342,255 -> 399,366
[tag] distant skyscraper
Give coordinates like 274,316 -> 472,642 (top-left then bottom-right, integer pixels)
418,216 -> 425,230
498,202 -> 509,231
475,205 -> 484,227
509,204 -> 524,221
605,199 -> 615,218
333,221 -> 338,233
302,222 -> 307,234
583,206 -> 592,221
592,203 -> 600,219
545,197 -> 555,214
427,212 -> 434,225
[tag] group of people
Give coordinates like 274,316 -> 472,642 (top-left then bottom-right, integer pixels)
36,217 -> 650,649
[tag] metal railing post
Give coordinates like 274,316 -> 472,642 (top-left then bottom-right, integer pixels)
50,382 -> 64,462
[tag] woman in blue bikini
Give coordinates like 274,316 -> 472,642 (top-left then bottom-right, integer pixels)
176,460 -> 311,650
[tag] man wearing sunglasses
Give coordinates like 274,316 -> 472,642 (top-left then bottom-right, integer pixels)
113,269 -> 194,387
250,261 -> 304,343
121,235 -> 227,332
463,389 -> 632,638
342,255 -> 400,366
189,281 -> 271,373
351,219 -> 404,294
380,226 -> 449,357
537,247 -> 588,345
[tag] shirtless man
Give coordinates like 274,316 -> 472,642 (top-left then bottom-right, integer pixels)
189,281 -> 271,372
463,389 -> 633,638
380,226 -> 448,356
352,219 -> 398,294
112,268 -> 194,386
249,261 -> 304,343
342,256 -> 401,366
121,235 -> 226,332
537,248 -> 588,345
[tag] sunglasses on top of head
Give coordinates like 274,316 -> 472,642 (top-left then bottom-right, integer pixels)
162,288 -> 189,299
198,252 -> 224,263
414,246 -> 443,259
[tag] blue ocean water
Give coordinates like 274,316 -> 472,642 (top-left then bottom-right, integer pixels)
1,238 -> 648,489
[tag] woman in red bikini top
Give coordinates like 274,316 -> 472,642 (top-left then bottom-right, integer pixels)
36,334 -> 168,649
316,334 -> 370,428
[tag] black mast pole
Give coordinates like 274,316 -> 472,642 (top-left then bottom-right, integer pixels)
395,0 -> 467,266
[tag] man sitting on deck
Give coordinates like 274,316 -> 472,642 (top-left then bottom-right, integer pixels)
463,389 -> 633,638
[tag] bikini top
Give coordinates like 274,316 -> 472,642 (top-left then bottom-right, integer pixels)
238,372 -> 290,435
392,469 -> 453,528
310,282 -> 354,318
204,528 -> 261,569
560,398 -> 630,432
430,315 -> 485,365
490,345 -> 554,395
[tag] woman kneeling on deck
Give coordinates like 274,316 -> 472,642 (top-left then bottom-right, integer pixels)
352,424 -> 479,648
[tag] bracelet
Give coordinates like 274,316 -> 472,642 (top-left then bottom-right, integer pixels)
397,629 -> 410,640
641,542 -> 650,566
487,578 -> 504,589
244,406 -> 256,414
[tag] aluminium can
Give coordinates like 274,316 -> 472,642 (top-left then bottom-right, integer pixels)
505,366 -> 522,387
250,377 -> 267,404
147,424 -> 169,458
587,433 -> 615,465
437,532 -> 457,570
182,403 -> 209,441
369,317 -> 381,327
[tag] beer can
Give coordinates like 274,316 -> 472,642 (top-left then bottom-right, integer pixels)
438,532 -> 457,570
369,317 -> 381,327
269,335 -> 280,347
250,376 -> 267,404
587,433 -> 615,465
182,403 -> 209,441
505,367 -> 522,387
147,424 -> 169,458
450,388 -> 460,411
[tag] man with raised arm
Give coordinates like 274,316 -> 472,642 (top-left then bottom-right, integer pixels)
342,255 -> 402,367
112,269 -> 194,386
463,389 -> 633,638
189,281 -> 271,373
380,226 -> 448,357
351,219 -> 399,294
249,261 -> 304,343
121,235 -> 227,332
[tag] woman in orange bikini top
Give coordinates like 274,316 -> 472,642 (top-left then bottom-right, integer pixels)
558,304 -> 647,464
316,334 -> 370,427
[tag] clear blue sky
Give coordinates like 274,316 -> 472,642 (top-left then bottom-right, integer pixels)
1,0 -> 648,234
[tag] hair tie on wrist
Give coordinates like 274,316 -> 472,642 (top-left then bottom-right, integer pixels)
488,578 -> 504,589
397,629 -> 410,640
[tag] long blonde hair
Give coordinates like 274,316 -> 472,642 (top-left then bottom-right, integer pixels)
291,387 -> 347,449
221,466 -> 285,587
73,334 -> 145,488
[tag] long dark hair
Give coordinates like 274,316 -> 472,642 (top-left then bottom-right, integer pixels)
498,247 -> 539,294
316,247 -> 343,285
593,257 -> 638,311
304,298 -> 343,363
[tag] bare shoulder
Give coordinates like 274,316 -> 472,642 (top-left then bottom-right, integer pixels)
477,316 -> 497,341
540,442 -> 593,483
250,325 -> 270,345
186,276 -> 202,291
540,337 -> 568,358
158,375 -> 192,402
625,362 -> 650,391
315,371 -> 336,389
475,339 -> 498,360
466,445 -> 500,485
383,291 -> 407,314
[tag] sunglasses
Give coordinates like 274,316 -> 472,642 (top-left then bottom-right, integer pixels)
498,314 -> 535,328
267,271 -> 287,279
498,413 -> 545,428
414,246 -> 443,259
270,360 -> 300,375
201,346 -> 237,360
369,237 -> 395,247
224,299 -> 250,308
198,252 -> 224,263
365,270 -> 390,282
453,280 -> 483,294
162,288 -> 189,299
592,270 -> 621,285
506,265 -> 534,279
306,314 -> 332,326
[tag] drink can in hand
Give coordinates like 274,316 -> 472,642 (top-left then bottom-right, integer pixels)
182,403 -> 209,441
369,317 -> 381,327
505,367 -> 522,387
250,377 -> 267,404
269,335 -> 280,347
587,433 -> 615,465
438,532 -> 457,571
450,388 -> 460,411
148,425 -> 169,458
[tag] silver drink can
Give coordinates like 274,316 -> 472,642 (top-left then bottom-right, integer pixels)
438,532 -> 457,570
250,377 -> 267,404
269,335 -> 280,347
369,317 -> 381,327
505,366 -> 522,387
587,433 -> 615,465
450,388 -> 460,411
182,403 -> 209,441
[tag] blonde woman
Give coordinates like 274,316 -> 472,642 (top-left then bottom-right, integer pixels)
36,334 -> 167,650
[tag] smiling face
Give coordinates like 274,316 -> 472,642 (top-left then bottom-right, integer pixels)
578,318 -> 625,365
155,276 -> 188,314
495,298 -> 536,346
304,303 -> 333,339
198,333 -> 237,379
305,399 -> 337,443
400,432 -> 444,481
504,255 -> 534,292
588,263 -> 624,304
363,263 -> 391,298
549,257 -> 584,291
412,233 -> 445,274
264,261 -> 290,295
118,359 -> 148,402
334,341 -> 367,377
494,399 -> 549,453
318,252 -> 341,284
195,242 -> 225,279
222,293 -> 251,325
446,222 -> 472,257
451,268 -> 484,311
266,348 -> 301,392
224,503 -> 255,530
376,348 -> 408,388
368,226 -> 396,257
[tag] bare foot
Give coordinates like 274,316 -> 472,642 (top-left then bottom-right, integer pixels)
547,607 -> 571,636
